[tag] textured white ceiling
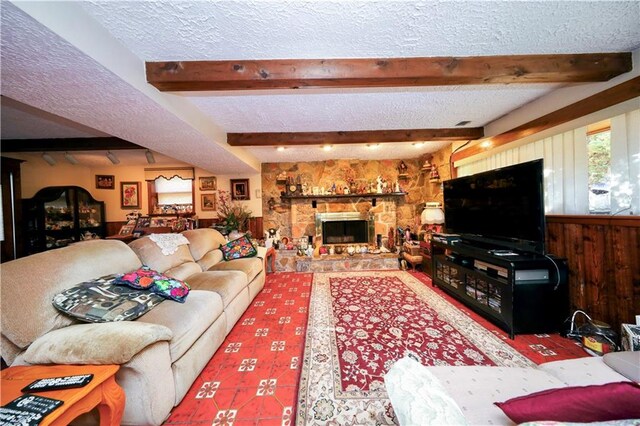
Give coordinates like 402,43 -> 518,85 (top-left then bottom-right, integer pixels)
2,1 -> 639,169
187,84 -> 559,133
81,1 -> 640,60
1,103 -> 105,139
4,150 -> 189,168
1,3 -> 254,174
249,141 -> 452,164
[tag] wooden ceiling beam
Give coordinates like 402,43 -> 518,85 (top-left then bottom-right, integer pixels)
1,137 -> 142,152
146,53 -> 632,92
452,76 -> 640,163
228,128 -> 483,146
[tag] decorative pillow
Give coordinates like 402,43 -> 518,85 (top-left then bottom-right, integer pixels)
495,381 -> 640,423
53,276 -> 165,323
150,275 -> 190,303
114,266 -> 190,303
114,265 -> 158,289
220,235 -> 258,261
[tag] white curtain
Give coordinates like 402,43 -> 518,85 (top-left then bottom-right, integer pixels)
458,109 -> 640,215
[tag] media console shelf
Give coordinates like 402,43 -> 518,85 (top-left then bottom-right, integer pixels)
431,239 -> 569,339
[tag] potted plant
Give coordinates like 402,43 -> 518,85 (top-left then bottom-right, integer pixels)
217,190 -> 252,238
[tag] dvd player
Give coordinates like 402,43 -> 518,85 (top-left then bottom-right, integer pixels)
432,233 -> 461,244
474,260 -> 549,282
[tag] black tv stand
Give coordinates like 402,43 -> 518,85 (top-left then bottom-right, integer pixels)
431,240 -> 568,339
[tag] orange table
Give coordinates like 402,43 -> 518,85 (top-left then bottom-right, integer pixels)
1,364 -> 125,426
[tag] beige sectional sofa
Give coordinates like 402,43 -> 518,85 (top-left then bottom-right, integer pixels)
1,228 -> 265,425
386,351 -> 640,425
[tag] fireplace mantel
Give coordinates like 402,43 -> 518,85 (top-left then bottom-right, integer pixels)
281,192 -> 407,201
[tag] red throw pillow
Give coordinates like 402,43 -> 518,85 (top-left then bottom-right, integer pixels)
495,382 -> 640,423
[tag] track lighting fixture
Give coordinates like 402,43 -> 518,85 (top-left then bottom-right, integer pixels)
106,151 -> 120,165
63,152 -> 78,165
145,150 -> 156,164
42,152 -> 56,166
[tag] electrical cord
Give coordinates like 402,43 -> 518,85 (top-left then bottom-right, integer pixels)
544,254 -> 562,291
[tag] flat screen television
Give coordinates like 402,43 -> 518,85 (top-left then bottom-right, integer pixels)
443,159 -> 546,254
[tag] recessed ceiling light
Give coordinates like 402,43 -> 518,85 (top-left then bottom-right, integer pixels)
322,145 -> 333,151
366,144 -> 380,149
276,146 -> 286,152
456,120 -> 471,126
412,142 -> 425,148
480,140 -> 493,149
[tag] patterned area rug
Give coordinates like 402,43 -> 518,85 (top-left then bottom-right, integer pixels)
296,271 -> 534,425
165,272 -> 313,425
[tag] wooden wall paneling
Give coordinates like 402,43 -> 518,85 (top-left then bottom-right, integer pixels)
545,216 -> 640,332
612,226 -> 639,325
583,224 -> 607,321
248,217 -> 264,238
106,221 -> 126,237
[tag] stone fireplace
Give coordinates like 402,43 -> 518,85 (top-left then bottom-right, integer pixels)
315,212 -> 375,245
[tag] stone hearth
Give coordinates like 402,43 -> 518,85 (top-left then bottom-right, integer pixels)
275,250 -> 399,272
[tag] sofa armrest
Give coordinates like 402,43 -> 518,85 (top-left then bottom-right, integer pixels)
256,246 -> 267,260
23,322 -> 172,365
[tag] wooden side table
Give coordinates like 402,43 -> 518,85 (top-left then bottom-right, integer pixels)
265,246 -> 277,273
1,364 -> 125,426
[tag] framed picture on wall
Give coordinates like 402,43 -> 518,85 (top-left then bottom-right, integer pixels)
201,193 -> 217,211
95,175 -> 115,189
231,179 -> 250,201
120,182 -> 141,209
199,176 -> 217,191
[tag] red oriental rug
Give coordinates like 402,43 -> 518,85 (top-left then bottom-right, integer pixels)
296,271 -> 534,425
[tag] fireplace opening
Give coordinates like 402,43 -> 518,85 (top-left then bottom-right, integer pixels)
322,220 -> 368,244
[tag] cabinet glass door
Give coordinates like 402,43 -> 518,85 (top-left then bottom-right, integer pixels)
44,190 -> 75,231
77,189 -> 103,233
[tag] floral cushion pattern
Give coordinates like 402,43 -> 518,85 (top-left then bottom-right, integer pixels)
220,235 -> 257,261
114,266 -> 190,303
114,265 -> 157,289
53,276 -> 165,322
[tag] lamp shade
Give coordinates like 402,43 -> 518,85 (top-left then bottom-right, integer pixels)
421,202 -> 445,225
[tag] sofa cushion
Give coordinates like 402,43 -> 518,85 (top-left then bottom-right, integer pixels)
128,236 -> 200,281
428,365 -> 567,425
187,271 -> 248,307
220,235 -> 257,261
603,351 -> 640,382
495,381 -> 640,423
53,277 -> 165,322
137,290 -> 224,362
0,240 -> 142,358
538,356 -> 630,386
23,322 -> 172,365
182,228 -> 226,261
207,257 -> 263,283
197,249 -> 224,271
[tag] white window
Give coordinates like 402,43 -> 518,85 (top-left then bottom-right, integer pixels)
457,109 -> 640,216
155,176 -> 193,207
587,126 -> 611,214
